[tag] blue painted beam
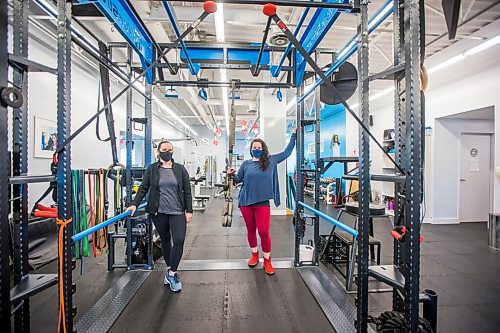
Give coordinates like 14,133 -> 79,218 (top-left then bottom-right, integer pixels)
77,0 -> 154,83
162,1 -> 200,76
180,47 -> 270,65
297,0 -> 394,104
295,0 -> 349,86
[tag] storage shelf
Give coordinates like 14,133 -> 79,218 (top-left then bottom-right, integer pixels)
10,274 -> 58,303
369,265 -> 404,290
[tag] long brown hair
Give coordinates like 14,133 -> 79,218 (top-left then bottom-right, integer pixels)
250,138 -> 270,171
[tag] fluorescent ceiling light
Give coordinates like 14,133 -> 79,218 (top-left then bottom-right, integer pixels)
368,2 -> 393,31
427,54 -> 465,74
154,97 -> 198,136
285,84 -> 316,113
428,33 -> 500,74
214,3 -> 229,136
35,0 -> 96,49
349,86 -> 394,110
214,3 -> 226,42
132,81 -> 146,94
336,40 -> 356,61
285,98 -> 296,113
464,34 -> 500,56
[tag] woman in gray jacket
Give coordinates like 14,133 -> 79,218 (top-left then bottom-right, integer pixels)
127,140 -> 192,292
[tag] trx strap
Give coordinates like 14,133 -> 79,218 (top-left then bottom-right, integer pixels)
222,81 -> 237,227
95,41 -> 119,166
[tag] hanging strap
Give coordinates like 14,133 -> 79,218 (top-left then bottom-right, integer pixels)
81,170 -> 89,257
95,77 -> 110,142
94,41 -> 119,166
71,171 -> 80,259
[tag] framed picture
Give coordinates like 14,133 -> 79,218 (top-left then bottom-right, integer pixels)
34,116 -> 57,158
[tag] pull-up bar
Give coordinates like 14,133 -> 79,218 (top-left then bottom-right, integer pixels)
298,201 -> 358,238
72,203 -> 147,243
161,0 -> 354,10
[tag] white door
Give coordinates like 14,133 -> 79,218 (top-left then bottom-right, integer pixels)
459,134 -> 492,222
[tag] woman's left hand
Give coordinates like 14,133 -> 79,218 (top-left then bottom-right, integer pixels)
292,126 -> 297,134
185,212 -> 193,223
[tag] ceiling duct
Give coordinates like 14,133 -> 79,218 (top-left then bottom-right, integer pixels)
269,26 -> 288,46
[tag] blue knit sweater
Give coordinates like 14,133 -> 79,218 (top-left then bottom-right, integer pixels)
234,133 -> 296,207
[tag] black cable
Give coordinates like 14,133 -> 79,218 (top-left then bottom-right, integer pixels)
253,16 -> 272,76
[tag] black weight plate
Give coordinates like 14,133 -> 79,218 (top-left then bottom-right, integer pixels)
1,87 -> 23,108
320,62 -> 358,105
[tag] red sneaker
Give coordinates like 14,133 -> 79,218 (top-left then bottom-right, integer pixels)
248,251 -> 260,268
263,258 -> 275,275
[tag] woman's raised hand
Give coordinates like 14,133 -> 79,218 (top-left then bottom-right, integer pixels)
227,167 -> 236,175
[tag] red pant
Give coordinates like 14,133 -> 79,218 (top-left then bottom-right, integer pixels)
240,206 -> 272,253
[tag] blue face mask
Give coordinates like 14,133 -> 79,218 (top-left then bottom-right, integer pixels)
251,149 -> 263,158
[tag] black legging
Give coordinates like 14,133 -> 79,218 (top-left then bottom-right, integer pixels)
151,213 -> 186,271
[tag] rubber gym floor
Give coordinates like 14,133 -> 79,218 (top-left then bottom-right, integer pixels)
30,193 -> 500,333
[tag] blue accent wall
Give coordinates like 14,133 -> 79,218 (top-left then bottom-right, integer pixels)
303,104 -> 346,179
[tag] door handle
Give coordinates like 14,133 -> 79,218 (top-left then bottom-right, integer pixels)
460,178 -> 466,182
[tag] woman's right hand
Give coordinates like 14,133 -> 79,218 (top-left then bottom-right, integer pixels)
227,167 -> 235,175
126,205 -> 137,216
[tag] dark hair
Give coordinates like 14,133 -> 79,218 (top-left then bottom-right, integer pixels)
157,140 -> 173,151
250,138 -> 270,171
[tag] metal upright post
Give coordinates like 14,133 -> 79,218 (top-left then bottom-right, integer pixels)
57,0 -> 73,330
12,0 -> 30,330
313,52 -> 321,265
144,80 -> 153,268
356,0 -> 370,331
144,82 -> 153,166
126,46 -> 133,269
403,0 -> 423,330
393,0 -> 406,312
294,83 -> 305,266
0,0 -> 11,329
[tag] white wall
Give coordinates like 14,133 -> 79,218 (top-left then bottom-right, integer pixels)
182,126 -> 227,182
14,23 -> 192,209
432,119 -> 494,223
345,19 -> 500,223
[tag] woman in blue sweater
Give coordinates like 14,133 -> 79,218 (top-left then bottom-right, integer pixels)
228,129 -> 296,275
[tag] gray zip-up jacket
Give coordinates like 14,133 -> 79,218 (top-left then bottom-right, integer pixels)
132,160 -> 193,214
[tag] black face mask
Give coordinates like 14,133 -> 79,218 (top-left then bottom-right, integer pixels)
159,151 -> 173,162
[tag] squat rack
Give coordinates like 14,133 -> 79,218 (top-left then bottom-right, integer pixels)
284,0 -> 433,332
0,1 -> 432,332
